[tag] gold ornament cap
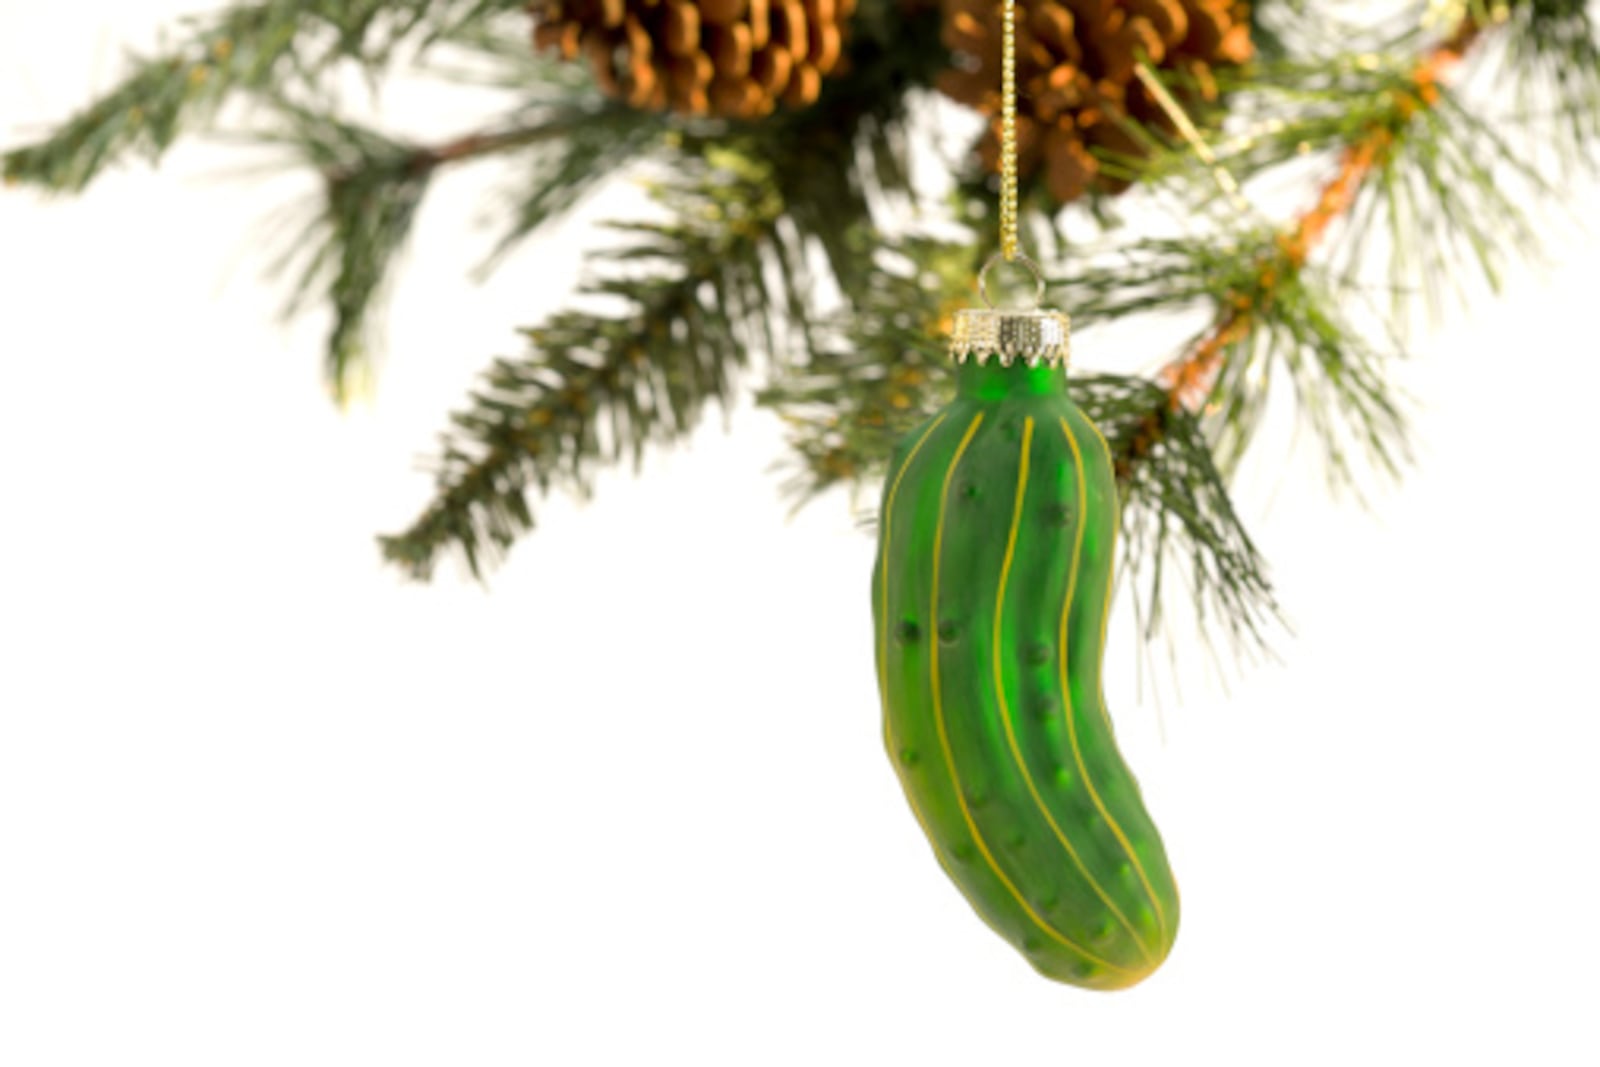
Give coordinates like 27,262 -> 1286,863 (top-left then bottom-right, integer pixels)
949,253 -> 1071,368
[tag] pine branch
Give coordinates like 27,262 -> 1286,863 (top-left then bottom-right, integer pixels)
1047,232 -> 1278,329
1,0 -> 521,192
757,236 -> 975,502
1160,15 -> 1486,419
263,105 -> 440,403
379,147 -> 788,579
1209,272 -> 1410,485
259,72 -> 662,401
9,0 -> 1596,676
1043,13 -> 1499,505
1076,375 -> 1280,665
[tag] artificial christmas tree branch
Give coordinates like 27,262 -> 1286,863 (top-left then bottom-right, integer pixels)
261,87 -> 663,397
379,148 -> 789,578
0,0 -> 528,192
6,0 -> 1598,671
1161,13 -> 1487,417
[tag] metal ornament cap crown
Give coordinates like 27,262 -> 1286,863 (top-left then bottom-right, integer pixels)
949,307 -> 1072,368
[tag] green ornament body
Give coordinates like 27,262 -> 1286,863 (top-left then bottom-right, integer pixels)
872,356 -> 1179,989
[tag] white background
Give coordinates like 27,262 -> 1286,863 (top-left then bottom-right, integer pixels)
3,3 -> 1599,1064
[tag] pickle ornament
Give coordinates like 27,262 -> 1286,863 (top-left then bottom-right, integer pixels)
871,272 -> 1179,990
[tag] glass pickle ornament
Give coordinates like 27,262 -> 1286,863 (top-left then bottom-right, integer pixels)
871,257 -> 1179,989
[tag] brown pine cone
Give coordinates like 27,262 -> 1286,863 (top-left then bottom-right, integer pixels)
530,0 -> 855,119
939,0 -> 1253,202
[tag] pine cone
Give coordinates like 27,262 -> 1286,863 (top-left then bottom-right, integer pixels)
531,0 -> 854,118
939,0 -> 1253,202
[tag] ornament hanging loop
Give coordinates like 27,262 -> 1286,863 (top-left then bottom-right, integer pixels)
979,250 -> 1047,311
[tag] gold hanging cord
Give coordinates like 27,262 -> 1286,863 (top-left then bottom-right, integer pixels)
999,0 -> 1019,261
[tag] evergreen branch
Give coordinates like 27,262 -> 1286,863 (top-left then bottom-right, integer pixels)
1097,55 -> 1413,200
379,148 -> 788,579
1050,228 -> 1409,492
262,85 -> 660,400
1340,83 -> 1550,322
756,237 -> 976,503
1157,15 -> 1488,428
1076,375 -> 1281,664
4,29 -> 269,192
7,0 -> 1591,679
1047,232 -> 1280,330
263,106 -> 438,403
1207,271 -> 1411,486
1,0 -> 515,192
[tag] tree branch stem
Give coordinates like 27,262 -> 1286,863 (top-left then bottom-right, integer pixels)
1158,17 -> 1487,413
410,124 -> 571,171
